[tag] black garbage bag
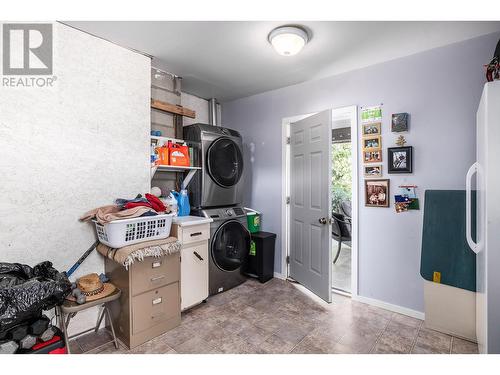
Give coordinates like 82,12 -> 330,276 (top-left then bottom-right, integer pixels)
0,261 -> 71,332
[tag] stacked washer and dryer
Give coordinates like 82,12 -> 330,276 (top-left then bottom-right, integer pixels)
183,124 -> 250,295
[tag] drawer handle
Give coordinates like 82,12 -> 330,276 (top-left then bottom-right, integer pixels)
152,261 -> 162,268
190,232 -> 203,237
152,312 -> 166,319
193,251 -> 204,261
151,275 -> 165,282
152,297 -> 163,305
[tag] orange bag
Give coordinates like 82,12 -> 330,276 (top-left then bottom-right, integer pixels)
156,146 -> 169,165
168,144 -> 190,167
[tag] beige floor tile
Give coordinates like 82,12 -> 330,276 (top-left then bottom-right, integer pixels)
259,334 -> 297,354
216,335 -> 267,354
236,323 -> 273,346
371,332 -> 413,354
384,320 -> 420,340
451,337 -> 478,354
414,328 -> 452,354
68,340 -> 84,354
200,325 -> 236,348
218,314 -> 255,334
129,334 -> 177,354
161,324 -> 197,348
274,323 -> 314,345
86,341 -> 127,354
175,336 -> 222,354
75,328 -> 114,352
338,328 -> 379,353
391,313 -> 422,328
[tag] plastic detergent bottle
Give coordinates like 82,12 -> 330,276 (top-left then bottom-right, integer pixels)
172,189 -> 190,217
161,192 -> 178,214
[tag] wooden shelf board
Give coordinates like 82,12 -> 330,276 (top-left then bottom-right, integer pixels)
151,99 -> 196,119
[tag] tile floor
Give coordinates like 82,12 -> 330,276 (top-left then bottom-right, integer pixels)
332,241 -> 351,293
70,278 -> 478,354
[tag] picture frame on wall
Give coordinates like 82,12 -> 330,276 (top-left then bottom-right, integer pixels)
391,113 -> 409,132
362,135 -> 381,151
364,165 -> 382,178
365,179 -> 390,207
362,122 -> 381,136
388,146 -> 413,173
363,149 -> 382,163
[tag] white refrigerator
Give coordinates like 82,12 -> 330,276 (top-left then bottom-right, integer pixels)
466,81 -> 500,354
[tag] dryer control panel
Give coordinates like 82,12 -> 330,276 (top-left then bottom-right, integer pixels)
200,206 -> 247,221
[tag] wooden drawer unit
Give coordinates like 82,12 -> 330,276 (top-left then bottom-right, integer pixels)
171,220 -> 211,311
105,251 -> 181,349
131,256 -> 179,296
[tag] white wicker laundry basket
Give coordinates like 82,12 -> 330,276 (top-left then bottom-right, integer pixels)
93,213 -> 175,248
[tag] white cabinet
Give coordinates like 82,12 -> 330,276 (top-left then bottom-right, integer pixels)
180,241 -> 209,310
171,216 -> 212,311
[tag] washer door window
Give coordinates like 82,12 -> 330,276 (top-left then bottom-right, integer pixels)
207,137 -> 243,188
212,221 -> 250,272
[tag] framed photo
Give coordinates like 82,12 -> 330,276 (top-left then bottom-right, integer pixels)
363,149 -> 382,163
388,146 -> 413,173
391,113 -> 409,132
364,165 -> 382,178
362,135 -> 381,151
362,122 -> 381,136
365,179 -> 390,207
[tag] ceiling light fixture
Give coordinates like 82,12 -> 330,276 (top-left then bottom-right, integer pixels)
268,26 -> 309,56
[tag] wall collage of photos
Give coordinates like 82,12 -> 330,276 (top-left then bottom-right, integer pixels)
361,107 -> 418,212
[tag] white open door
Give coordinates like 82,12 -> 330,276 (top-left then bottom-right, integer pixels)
289,110 -> 332,302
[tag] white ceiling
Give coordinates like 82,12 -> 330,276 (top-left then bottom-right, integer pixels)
65,21 -> 500,101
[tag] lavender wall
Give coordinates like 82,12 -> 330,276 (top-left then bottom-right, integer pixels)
222,32 -> 500,313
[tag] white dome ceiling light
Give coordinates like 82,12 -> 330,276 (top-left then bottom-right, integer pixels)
268,26 -> 309,56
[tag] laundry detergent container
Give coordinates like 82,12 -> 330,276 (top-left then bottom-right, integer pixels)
421,190 -> 476,341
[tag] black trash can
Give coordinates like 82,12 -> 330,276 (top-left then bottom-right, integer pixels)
244,231 -> 276,283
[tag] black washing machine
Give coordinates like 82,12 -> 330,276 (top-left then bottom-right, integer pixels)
196,206 -> 250,295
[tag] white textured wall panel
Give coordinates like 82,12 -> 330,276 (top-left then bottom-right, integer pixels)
0,22 -> 151,333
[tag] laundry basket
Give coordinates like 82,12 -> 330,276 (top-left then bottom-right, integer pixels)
93,213 -> 175,248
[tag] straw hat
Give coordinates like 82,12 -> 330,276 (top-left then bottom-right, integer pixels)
67,273 -> 116,302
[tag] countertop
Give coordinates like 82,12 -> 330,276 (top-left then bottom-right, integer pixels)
172,215 -> 213,227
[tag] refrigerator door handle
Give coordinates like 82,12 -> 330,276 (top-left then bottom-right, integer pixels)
466,162 -> 479,254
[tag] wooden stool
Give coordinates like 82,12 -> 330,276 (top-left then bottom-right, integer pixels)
57,288 -> 121,354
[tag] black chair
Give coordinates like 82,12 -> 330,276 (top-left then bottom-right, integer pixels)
332,204 -> 352,264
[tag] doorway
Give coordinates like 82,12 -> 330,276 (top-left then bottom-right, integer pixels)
282,106 -> 358,301
330,107 -> 356,294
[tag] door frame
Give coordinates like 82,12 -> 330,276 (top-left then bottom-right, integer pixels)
281,105 -> 359,298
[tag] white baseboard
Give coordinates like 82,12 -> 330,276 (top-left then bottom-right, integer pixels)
273,272 -> 286,280
353,295 -> 425,320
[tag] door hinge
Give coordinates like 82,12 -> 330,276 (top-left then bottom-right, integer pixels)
286,136 -> 291,144
286,196 -> 290,204
286,255 -> 290,264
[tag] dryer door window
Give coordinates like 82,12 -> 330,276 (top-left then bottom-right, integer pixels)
207,137 -> 243,188
212,220 -> 250,272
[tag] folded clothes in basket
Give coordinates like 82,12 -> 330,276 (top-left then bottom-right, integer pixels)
97,237 -> 181,269
80,205 -> 157,225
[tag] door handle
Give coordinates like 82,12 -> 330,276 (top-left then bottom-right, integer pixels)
466,162 -> 480,254
318,217 -> 327,225
193,251 -> 204,261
